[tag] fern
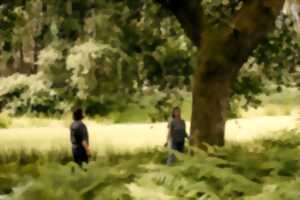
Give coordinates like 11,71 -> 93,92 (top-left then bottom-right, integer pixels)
1,131 -> 300,199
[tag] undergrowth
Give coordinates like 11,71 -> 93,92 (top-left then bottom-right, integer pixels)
0,130 -> 300,199
0,113 -> 12,129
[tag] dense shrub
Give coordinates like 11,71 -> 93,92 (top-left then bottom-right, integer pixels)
0,74 -> 69,116
0,113 -> 12,128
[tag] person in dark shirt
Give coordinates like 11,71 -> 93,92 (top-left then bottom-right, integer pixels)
165,107 -> 189,164
70,108 -> 91,166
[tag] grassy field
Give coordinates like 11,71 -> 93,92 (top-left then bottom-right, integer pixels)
0,87 -> 299,155
0,88 -> 298,129
1,87 -> 294,126
240,88 -> 300,117
0,116 -> 298,154
0,99 -> 299,199
0,88 -> 299,199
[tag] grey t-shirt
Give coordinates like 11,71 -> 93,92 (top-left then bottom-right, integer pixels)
168,119 -> 187,143
70,121 -> 89,148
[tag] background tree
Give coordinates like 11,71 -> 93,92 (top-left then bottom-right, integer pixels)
0,0 -> 299,148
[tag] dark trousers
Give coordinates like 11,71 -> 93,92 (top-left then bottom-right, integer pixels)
72,147 -> 88,166
167,140 -> 185,165
171,141 -> 185,153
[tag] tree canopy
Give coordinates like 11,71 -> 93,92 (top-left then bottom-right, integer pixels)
0,0 -> 299,127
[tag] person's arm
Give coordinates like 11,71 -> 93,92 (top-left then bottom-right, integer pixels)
183,121 -> 190,140
81,124 -> 91,156
82,140 -> 91,156
165,121 -> 172,147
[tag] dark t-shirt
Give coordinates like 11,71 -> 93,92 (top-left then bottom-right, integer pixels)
70,121 -> 89,149
168,119 -> 187,143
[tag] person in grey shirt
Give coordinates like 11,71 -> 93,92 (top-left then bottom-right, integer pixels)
70,108 -> 91,166
165,107 -> 189,164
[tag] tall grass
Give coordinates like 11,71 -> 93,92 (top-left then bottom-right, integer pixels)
1,130 -> 300,199
0,148 -> 72,165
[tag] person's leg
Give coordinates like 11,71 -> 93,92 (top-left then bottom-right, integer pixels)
72,148 -> 82,166
166,141 -> 185,165
172,141 -> 185,152
167,152 -> 175,165
166,141 -> 178,165
177,141 -> 185,153
73,147 -> 88,166
81,150 -> 89,164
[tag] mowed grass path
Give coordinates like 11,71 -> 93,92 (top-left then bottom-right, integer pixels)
0,116 -> 298,153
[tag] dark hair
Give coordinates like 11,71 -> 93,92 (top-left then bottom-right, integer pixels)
73,108 -> 84,121
171,107 -> 181,119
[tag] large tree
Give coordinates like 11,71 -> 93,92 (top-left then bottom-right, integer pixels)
157,0 -> 286,147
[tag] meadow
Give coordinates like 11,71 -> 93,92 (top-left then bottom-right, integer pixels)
1,1 -> 300,198
0,89 -> 299,200
0,116 -> 298,153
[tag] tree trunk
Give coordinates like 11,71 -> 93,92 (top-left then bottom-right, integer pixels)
190,65 -> 235,147
32,38 -> 39,73
188,0 -> 285,147
19,44 -> 25,69
156,0 -> 285,147
189,25 -> 241,147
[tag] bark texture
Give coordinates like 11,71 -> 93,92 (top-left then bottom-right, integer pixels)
159,0 -> 285,147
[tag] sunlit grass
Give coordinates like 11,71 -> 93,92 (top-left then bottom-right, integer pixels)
0,116 -> 298,155
1,88 -> 299,130
241,88 -> 300,118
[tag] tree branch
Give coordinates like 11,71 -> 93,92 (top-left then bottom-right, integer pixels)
156,0 -> 203,47
231,0 -> 285,61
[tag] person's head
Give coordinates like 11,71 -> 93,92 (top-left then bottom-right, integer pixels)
73,108 -> 84,121
172,107 -> 181,119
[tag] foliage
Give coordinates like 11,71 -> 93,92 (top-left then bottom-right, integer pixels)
231,14 -> 300,110
0,112 -> 11,128
202,0 -> 243,26
0,0 -> 300,119
0,74 -> 67,116
1,130 -> 300,199
30,0 -> 195,117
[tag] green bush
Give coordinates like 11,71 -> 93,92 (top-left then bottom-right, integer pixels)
0,74 -> 70,116
0,113 -> 12,128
